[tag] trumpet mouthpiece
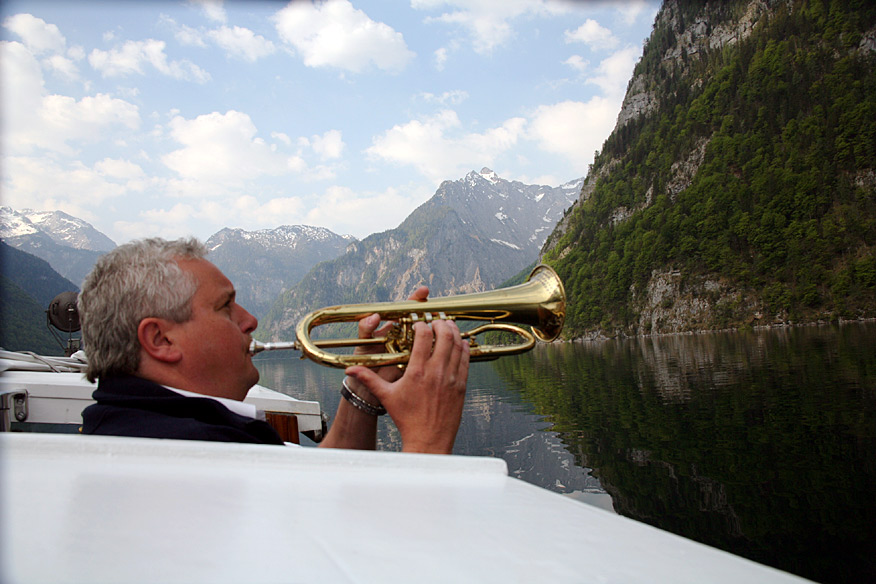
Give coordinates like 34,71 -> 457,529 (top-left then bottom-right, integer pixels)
249,340 -> 299,355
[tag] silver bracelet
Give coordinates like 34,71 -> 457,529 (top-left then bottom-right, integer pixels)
341,377 -> 387,416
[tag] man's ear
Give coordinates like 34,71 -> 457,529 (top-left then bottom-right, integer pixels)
138,317 -> 183,364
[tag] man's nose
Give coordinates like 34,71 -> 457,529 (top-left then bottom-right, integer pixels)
238,306 -> 258,333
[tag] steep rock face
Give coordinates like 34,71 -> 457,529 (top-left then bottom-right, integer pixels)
630,269 -> 763,335
206,226 -> 355,319
260,169 -> 579,341
616,0 -> 774,133
542,0 -> 876,338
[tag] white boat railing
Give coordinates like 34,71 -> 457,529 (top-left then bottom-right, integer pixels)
0,349 -> 326,441
0,349 -> 88,373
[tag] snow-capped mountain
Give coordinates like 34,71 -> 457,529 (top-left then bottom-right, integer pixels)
206,226 -> 356,319
259,169 -> 580,341
0,207 -> 116,252
431,167 -> 581,256
0,207 -> 115,287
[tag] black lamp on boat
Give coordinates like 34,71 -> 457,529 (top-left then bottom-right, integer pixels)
46,291 -> 82,357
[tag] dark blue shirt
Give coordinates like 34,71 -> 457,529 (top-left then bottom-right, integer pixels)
82,374 -> 284,445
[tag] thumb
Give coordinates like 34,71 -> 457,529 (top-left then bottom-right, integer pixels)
345,366 -> 389,403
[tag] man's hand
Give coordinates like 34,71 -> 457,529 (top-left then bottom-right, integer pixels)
344,285 -> 430,407
345,316 -> 470,454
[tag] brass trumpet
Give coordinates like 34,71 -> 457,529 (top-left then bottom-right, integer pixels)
249,264 -> 565,369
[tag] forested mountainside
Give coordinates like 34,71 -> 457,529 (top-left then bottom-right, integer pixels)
542,0 -> 876,338
0,242 -> 79,354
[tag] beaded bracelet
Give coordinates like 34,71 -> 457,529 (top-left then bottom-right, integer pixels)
341,377 -> 387,416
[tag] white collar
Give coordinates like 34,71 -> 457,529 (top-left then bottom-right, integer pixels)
164,386 -> 258,420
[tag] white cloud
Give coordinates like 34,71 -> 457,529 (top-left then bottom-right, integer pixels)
528,98 -> 618,165
418,90 -> 469,106
42,54 -> 80,80
303,185 -> 420,238
273,0 -> 414,73
2,156 -> 136,214
116,202 -> 203,241
563,54 -> 588,74
564,19 -> 618,50
89,39 -> 211,83
42,93 -> 141,141
434,47 -> 448,70
616,1 -> 658,26
94,157 -> 146,180
271,132 -> 292,146
207,195 -> 307,231
119,194 -> 310,242
189,0 -> 227,24
3,14 -> 82,80
164,16 -> 274,62
414,0 -> 573,55
3,13 -> 66,54
367,109 -> 525,183
207,25 -> 276,62
587,46 -> 641,98
174,22 -> 208,47
1,40 -> 141,154
310,130 -> 345,160
162,110 -> 301,184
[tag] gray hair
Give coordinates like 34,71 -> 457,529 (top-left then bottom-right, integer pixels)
78,237 -> 208,382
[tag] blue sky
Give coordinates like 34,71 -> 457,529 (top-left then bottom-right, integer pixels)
0,0 -> 660,244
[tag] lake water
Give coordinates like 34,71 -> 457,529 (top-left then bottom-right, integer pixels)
255,322 -> 876,584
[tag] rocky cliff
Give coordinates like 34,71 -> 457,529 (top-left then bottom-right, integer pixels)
542,0 -> 876,338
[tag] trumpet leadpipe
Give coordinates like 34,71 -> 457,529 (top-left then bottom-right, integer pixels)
249,337 -> 388,356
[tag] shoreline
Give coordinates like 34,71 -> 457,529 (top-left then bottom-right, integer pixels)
568,316 -> 876,343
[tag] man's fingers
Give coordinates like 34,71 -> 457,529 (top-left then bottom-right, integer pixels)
357,313 -> 381,338
408,286 -> 429,302
428,318 -> 459,365
406,320 -> 434,370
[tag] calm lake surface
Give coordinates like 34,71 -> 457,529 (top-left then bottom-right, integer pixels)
255,322 -> 876,584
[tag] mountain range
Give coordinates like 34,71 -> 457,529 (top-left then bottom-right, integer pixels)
1,167 -> 578,348
257,168 -> 580,341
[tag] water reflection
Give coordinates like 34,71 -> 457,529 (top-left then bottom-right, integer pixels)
256,322 -> 876,584
492,323 -> 876,584
254,351 -> 607,501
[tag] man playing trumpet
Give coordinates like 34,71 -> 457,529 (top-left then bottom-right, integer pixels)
78,237 -> 470,454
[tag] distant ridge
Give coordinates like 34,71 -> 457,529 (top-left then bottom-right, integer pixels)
206,225 -> 356,319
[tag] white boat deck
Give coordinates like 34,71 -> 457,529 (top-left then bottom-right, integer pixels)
0,353 -> 324,433
1,433 -> 811,583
